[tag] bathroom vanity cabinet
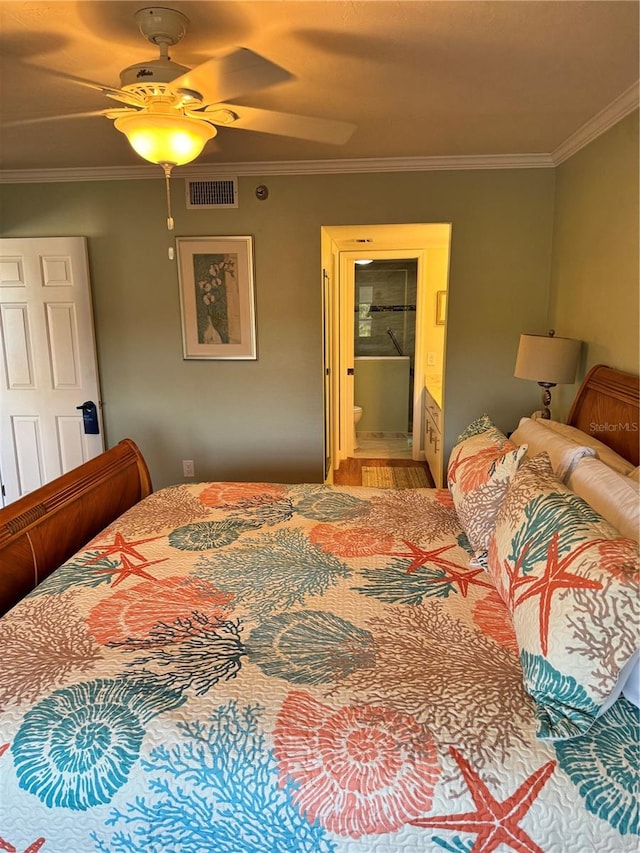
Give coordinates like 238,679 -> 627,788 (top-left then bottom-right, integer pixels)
423,385 -> 443,487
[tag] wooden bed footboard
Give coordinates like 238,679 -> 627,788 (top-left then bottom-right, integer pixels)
0,439 -> 152,616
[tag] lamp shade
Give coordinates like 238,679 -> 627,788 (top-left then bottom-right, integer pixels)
114,112 -> 216,166
514,333 -> 581,384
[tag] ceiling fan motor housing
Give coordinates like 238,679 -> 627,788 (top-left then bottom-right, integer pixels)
119,58 -> 191,88
135,7 -> 189,46
121,9 -> 192,90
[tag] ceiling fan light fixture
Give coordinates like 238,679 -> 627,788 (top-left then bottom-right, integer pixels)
114,111 -> 216,166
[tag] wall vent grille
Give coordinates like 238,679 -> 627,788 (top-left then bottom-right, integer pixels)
185,178 -> 238,209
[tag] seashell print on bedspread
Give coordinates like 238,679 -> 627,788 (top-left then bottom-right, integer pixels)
0,482 -> 637,852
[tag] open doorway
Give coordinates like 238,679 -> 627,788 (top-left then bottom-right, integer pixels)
321,224 -> 451,484
353,258 -> 417,459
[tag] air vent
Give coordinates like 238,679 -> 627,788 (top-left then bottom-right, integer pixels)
185,178 -> 238,209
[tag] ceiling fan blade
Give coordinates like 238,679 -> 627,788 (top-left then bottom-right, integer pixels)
204,103 -> 356,145
2,110 -> 113,128
170,48 -> 292,106
21,64 -> 145,108
24,64 -> 118,97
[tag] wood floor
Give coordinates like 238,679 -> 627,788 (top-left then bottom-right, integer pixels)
333,457 -> 435,487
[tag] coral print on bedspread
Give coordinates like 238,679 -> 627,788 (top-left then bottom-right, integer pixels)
0,481 -> 637,852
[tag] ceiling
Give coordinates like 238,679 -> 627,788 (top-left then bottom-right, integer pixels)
0,1 -> 638,178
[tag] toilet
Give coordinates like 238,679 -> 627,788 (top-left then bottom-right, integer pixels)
353,405 -> 363,450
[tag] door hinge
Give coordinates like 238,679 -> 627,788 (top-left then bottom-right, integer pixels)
347,367 -> 354,375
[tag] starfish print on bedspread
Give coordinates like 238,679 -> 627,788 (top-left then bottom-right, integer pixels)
411,746 -> 556,853
93,552 -> 168,587
0,838 -> 45,853
84,531 -> 164,564
392,542 -> 495,596
514,533 -> 603,656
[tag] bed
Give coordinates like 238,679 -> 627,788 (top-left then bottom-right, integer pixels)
0,364 -> 638,853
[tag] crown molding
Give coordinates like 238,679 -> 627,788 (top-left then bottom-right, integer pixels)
180,153 -> 555,176
0,153 -> 554,184
1,82 -> 636,184
0,164 -> 161,184
551,81 -> 640,165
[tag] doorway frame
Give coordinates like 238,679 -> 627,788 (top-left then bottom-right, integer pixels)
321,223 -> 452,481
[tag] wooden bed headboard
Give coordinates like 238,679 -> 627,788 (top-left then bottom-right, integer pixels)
567,364 -> 640,467
0,439 -> 152,616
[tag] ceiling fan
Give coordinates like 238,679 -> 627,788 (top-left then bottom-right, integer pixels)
10,6 -> 355,227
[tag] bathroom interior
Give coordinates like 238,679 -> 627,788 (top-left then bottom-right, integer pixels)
353,259 -> 417,459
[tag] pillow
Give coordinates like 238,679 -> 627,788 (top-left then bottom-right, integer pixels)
448,417 -> 528,552
455,413 -> 494,443
487,452 -> 640,740
566,457 -> 640,541
623,656 -> 640,708
600,650 -> 640,713
510,417 -> 596,481
534,419 -> 635,476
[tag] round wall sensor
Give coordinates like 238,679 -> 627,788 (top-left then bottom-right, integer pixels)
255,185 -> 269,200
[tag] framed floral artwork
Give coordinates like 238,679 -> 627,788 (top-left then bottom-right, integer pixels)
176,236 -> 256,359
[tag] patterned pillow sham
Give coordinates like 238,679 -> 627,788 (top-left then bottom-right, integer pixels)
455,413 -> 495,443
487,452 -> 640,740
447,419 -> 528,552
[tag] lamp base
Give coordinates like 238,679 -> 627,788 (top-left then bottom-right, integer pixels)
537,381 -> 556,419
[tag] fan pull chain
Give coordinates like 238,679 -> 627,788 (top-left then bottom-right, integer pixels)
162,164 -> 175,231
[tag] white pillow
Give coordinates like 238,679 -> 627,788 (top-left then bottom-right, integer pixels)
566,456 -> 640,541
535,419 -> 635,476
599,650 -> 640,715
510,417 -> 596,481
623,656 -> 640,708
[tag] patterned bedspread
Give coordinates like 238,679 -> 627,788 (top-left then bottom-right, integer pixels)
0,482 -> 637,852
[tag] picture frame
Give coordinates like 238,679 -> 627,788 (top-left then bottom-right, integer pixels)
176,236 -> 257,360
435,289 -> 447,326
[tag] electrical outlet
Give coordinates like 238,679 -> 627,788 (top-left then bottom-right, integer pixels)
182,459 -> 195,477
427,352 -> 437,366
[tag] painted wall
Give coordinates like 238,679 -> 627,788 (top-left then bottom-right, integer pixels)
548,110 -> 639,418
0,168 -> 555,487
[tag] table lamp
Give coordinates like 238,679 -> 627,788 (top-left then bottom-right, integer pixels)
514,330 -> 582,418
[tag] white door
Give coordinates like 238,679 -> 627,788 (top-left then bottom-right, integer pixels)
0,236 -> 104,505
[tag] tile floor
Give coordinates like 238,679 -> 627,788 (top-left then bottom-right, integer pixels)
354,431 -> 413,459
